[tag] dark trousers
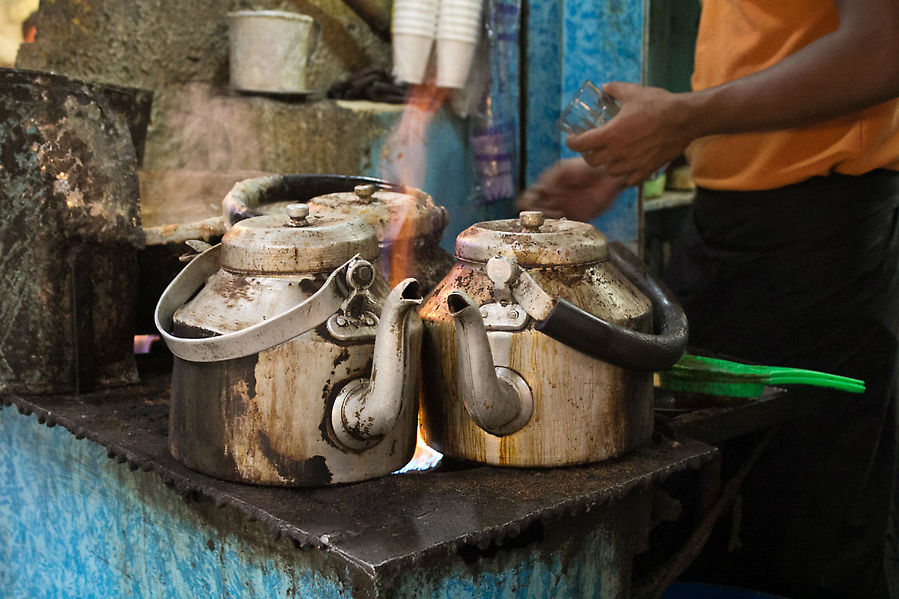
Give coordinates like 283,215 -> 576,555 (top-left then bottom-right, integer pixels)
664,170 -> 899,598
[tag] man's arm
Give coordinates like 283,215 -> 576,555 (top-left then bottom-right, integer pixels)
568,0 -> 899,185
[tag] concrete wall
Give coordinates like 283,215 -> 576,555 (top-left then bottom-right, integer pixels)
15,0 -> 395,175
13,0 -> 487,247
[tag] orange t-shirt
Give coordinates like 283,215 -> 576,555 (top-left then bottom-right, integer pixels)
686,0 -> 899,191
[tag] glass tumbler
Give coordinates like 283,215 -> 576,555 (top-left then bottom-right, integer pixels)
556,80 -> 621,135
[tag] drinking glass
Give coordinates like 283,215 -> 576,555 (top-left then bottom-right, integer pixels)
556,80 -> 621,135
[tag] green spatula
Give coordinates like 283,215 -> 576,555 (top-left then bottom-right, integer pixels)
657,354 -> 866,399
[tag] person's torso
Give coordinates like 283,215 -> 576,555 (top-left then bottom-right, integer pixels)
686,0 -> 899,191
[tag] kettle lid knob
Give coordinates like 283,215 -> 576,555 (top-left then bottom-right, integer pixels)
519,211 -> 545,232
354,184 -> 377,203
286,203 -> 310,226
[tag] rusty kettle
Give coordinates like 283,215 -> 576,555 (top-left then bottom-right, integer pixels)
419,211 -> 688,467
155,204 -> 423,486
222,174 -> 454,292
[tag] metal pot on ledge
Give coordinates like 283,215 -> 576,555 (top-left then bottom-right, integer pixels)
155,204 -> 423,486
418,211 -> 688,467
222,174 -> 454,292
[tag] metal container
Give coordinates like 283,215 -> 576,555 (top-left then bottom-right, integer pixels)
0,68 -> 150,394
223,174 -> 454,292
134,169 -> 270,334
155,205 -> 423,486
228,10 -> 320,94
419,211 -> 688,467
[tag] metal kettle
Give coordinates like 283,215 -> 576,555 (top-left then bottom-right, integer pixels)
155,204 -> 423,486
419,211 -> 688,467
222,174 -> 454,291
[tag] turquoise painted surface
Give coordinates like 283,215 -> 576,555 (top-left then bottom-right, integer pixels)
0,405 -> 639,598
391,514 -> 631,599
560,0 -> 645,245
525,0 -> 647,246
524,0 -> 563,187
0,407 -> 356,599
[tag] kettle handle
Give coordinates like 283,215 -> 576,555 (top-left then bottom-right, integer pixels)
222,174 -> 401,228
533,242 -> 688,371
154,244 -> 354,363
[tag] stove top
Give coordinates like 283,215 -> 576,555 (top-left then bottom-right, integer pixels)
1,373 -> 716,581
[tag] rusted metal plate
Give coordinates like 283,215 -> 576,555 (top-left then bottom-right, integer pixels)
0,373 -> 715,580
0,68 -> 148,394
657,387 -> 824,444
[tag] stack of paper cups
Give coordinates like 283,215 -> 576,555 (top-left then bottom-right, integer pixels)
392,0 -> 439,84
436,0 -> 483,88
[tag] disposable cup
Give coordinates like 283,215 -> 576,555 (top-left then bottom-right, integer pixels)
393,33 -> 436,84
437,0 -> 482,42
437,16 -> 482,28
394,22 -> 438,36
436,24 -> 480,43
437,31 -> 479,43
440,5 -> 482,15
436,18 -> 481,42
436,38 -> 477,88
393,0 -> 439,34
393,10 -> 438,23
393,0 -> 439,12
438,0 -> 482,22
394,3 -> 438,12
393,11 -> 438,24
437,20 -> 482,30
393,11 -> 437,21
440,0 -> 482,8
439,4 -> 482,15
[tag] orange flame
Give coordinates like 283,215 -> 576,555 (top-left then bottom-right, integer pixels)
382,84 -> 449,287
381,84 -> 449,470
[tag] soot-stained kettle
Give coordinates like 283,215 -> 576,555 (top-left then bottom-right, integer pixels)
155,204 -> 423,486
418,211 -> 688,467
222,174 -> 454,292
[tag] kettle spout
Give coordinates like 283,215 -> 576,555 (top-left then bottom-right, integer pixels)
447,291 -> 533,437
332,278 -> 423,450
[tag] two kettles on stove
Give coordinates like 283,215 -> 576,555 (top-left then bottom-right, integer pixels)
155,176 -> 688,486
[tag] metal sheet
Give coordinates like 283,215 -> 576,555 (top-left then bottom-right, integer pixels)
0,68 -> 147,394
0,374 -> 715,581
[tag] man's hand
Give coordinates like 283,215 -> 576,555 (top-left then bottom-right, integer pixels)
566,82 -> 695,187
516,158 -> 629,222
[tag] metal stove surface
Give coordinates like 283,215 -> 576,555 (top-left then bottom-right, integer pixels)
0,373 -> 716,581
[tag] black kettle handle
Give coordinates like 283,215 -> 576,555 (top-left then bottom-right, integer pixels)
223,174 -> 402,227
535,241 -> 688,371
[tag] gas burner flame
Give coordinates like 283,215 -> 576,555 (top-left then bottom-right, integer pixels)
380,84 -> 449,474
133,334 -> 160,354
395,428 -> 443,473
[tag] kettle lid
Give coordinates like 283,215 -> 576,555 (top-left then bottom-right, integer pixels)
221,203 -> 380,274
309,184 -> 449,243
454,211 -> 609,267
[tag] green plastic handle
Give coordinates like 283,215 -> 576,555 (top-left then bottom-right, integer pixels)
664,354 -> 865,395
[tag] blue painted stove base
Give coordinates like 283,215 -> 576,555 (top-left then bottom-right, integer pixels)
0,407 -> 644,598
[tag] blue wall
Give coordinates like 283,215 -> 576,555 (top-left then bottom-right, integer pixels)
525,0 -> 647,247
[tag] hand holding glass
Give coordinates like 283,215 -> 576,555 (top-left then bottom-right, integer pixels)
556,80 -> 666,182
556,80 -> 621,135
